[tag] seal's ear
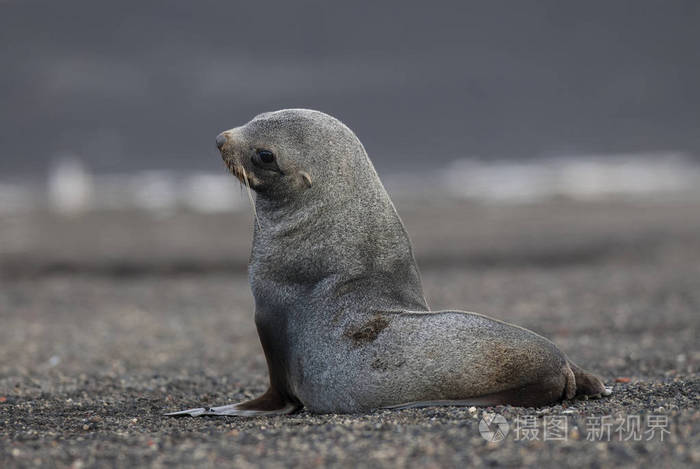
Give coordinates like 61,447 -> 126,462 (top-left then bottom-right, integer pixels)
299,171 -> 312,188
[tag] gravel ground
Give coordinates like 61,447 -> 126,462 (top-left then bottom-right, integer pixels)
1,200 -> 698,468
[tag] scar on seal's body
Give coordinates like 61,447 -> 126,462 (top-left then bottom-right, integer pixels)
344,316 -> 390,345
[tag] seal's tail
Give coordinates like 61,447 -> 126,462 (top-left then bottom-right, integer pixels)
564,362 -> 611,400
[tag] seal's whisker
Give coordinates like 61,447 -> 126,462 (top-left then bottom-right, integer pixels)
241,167 -> 262,231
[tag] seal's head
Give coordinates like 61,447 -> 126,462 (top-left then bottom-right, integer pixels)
216,108 -> 428,324
216,109 -> 374,201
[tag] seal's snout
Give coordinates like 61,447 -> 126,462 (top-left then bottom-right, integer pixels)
216,133 -> 228,151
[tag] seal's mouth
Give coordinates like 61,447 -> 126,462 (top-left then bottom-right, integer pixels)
223,157 -> 246,183
222,155 -> 262,229
222,153 -> 264,191
217,130 -> 262,229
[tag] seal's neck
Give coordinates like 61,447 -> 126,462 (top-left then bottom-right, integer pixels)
250,174 -> 428,314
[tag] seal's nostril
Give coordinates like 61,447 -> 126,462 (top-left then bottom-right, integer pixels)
216,133 -> 227,150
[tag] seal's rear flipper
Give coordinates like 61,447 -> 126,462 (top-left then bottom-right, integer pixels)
382,366 -> 612,410
568,362 -> 612,399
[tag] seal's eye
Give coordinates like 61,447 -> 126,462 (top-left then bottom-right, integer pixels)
257,150 -> 275,163
252,149 -> 283,174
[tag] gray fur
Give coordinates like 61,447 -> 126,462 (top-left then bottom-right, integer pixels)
168,109 -> 609,417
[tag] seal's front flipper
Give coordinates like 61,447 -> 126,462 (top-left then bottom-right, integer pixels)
165,407 -> 214,417
165,387 -> 300,417
164,401 -> 298,417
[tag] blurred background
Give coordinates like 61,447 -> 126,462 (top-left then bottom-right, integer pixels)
2,0 -> 700,213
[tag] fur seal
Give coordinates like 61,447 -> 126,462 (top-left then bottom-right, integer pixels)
167,109 -> 610,416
